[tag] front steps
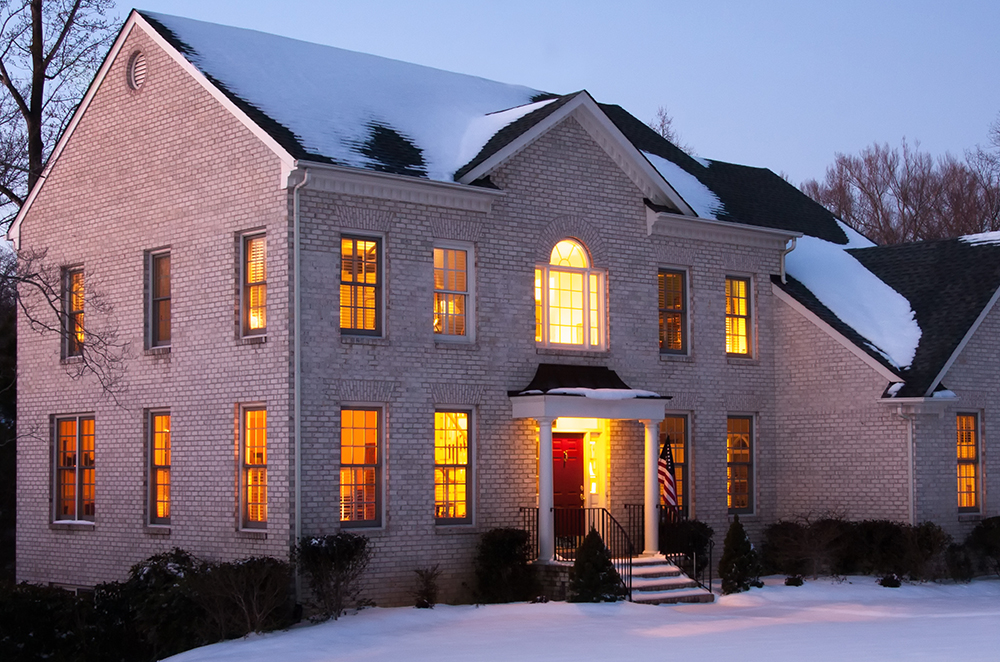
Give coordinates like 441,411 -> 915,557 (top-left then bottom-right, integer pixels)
626,555 -> 715,604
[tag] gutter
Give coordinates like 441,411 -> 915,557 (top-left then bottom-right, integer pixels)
292,167 -> 309,599
891,406 -> 916,525
779,237 -> 796,284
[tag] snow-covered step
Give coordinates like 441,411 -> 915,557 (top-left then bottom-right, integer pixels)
631,574 -> 698,591
632,586 -> 715,604
623,554 -> 714,604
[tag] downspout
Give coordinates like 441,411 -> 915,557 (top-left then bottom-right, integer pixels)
292,167 -> 309,599
893,406 -> 916,525
779,237 -> 796,284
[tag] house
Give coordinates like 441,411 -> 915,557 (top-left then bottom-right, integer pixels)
9,10 -> 1000,606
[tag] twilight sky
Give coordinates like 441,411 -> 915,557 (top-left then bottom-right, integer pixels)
126,0 -> 1000,185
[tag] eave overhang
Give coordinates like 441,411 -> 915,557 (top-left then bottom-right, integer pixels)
509,393 -> 669,421
291,160 -> 502,213
648,205 -> 801,246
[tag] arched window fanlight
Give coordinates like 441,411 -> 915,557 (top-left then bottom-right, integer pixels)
535,238 -> 605,349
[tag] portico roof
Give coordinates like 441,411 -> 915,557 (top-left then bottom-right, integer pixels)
509,364 -> 669,420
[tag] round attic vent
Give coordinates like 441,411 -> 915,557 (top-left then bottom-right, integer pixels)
126,50 -> 147,91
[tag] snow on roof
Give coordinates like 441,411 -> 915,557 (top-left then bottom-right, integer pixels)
786,223 -> 921,369
545,387 -> 662,399
958,230 -> 1000,246
145,12 -> 544,181
642,151 -> 724,219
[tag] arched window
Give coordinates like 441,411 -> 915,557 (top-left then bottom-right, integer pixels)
534,239 -> 606,349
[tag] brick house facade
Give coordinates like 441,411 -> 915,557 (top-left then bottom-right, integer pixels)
9,12 -> 1000,605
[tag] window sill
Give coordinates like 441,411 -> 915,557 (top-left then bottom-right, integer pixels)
340,522 -> 385,535
435,340 -> 478,350
660,353 -> 693,363
958,513 -> 982,522
144,347 -> 171,357
239,335 -> 267,346
236,529 -> 267,539
341,334 -> 389,346
60,356 -> 84,365
144,525 -> 171,536
50,521 -> 95,531
726,356 -> 759,366
536,347 -> 608,358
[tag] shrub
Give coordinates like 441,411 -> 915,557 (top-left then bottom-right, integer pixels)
719,515 -> 762,594
191,556 -> 293,639
966,516 -> 1000,576
568,528 -> 627,603
784,575 -> 804,586
0,583 -> 86,661
413,565 -> 441,609
852,520 -> 908,576
946,543 -> 975,582
474,528 -> 537,603
904,522 -> 951,580
296,533 -> 372,620
660,518 -> 714,578
878,573 -> 901,588
761,520 -> 809,576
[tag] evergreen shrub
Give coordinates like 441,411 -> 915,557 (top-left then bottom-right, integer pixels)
296,533 -> 372,620
474,528 -> 537,603
660,517 -> 714,578
568,528 -> 627,603
718,515 -> 762,594
945,543 -> 975,582
413,565 -> 441,608
966,516 -> 1000,576
784,575 -> 804,587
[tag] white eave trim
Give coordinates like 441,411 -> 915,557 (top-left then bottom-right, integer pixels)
292,160 -> 501,212
509,393 -> 668,421
455,91 -> 695,216
923,283 -> 1000,397
654,209 -> 801,247
7,10 -> 296,248
878,395 -> 957,416
772,281 -> 902,382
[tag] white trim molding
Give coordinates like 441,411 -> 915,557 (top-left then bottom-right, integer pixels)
653,208 -> 800,247
291,161 -> 501,213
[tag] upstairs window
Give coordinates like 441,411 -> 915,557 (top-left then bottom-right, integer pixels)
150,252 -> 171,347
64,268 -> 85,357
341,236 -> 382,335
659,270 -> 687,354
957,413 -> 979,512
242,235 -> 267,336
725,276 -> 751,355
55,415 -> 95,521
433,244 -> 472,340
535,239 -> 605,349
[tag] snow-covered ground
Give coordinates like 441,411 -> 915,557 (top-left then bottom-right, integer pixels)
167,576 -> 1000,661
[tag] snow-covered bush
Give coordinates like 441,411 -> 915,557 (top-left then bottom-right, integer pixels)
568,528 -> 627,603
296,533 -> 372,620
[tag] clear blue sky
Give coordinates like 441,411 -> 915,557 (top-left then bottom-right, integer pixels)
126,1 -> 1000,185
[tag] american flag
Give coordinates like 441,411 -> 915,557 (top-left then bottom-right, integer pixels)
658,437 -> 677,509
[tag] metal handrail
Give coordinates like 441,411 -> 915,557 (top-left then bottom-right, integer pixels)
625,503 -> 715,593
520,506 -> 635,598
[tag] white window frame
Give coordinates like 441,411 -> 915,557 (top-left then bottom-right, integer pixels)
535,242 -> 607,351
433,240 -> 475,343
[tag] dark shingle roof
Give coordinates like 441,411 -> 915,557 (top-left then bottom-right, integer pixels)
847,238 -> 1000,396
598,104 -> 848,244
508,363 -> 667,398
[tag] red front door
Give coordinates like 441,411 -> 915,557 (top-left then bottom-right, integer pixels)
553,433 -> 585,508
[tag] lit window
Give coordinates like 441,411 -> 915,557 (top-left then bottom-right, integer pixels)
341,236 -> 381,335
534,239 -> 605,349
435,411 -> 470,523
55,415 -> 95,521
725,277 -> 751,355
64,268 -> 85,357
150,252 -> 170,347
659,416 -> 688,517
727,416 -> 752,513
242,407 -> 267,527
243,235 -> 266,335
434,245 -> 472,339
150,411 -> 171,525
957,413 -> 979,511
340,408 -> 381,526
659,270 -> 687,354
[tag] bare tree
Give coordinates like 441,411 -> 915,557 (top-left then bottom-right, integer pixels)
648,105 -> 693,154
802,131 -> 1000,245
1,248 -> 127,400
0,0 -> 116,227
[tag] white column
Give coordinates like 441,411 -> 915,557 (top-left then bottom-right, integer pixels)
537,416 -> 555,563
641,419 -> 662,556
